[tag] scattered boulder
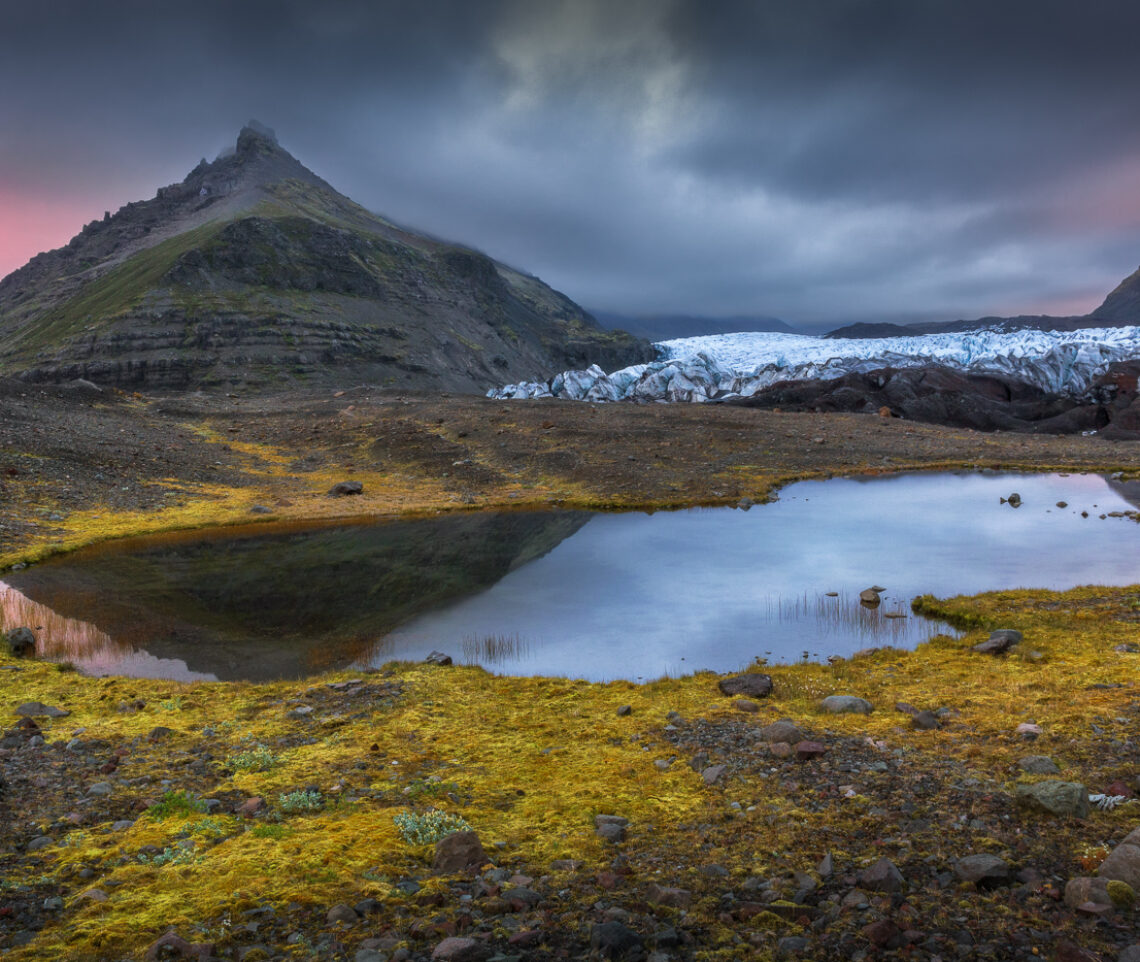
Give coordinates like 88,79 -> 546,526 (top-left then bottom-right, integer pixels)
645,884 -> 692,908
15,701 -> 69,718
431,937 -> 490,962
616,704 -> 632,717
858,857 -> 904,892
859,587 -> 881,606
1001,492 -> 1022,507
1098,842 -> 1140,890
734,698 -> 760,713
327,480 -> 363,497
701,764 -> 728,786
144,930 -> 215,961
326,903 -> 358,924
953,854 -> 1010,886
424,651 -> 453,666
1019,755 -> 1061,775
794,740 -> 826,760
5,628 -> 35,658
911,710 -> 940,730
1064,876 -> 1131,912
1015,780 -> 1089,818
590,921 -> 643,959
821,695 -> 873,714
717,673 -> 772,698
972,629 -> 1023,654
756,719 -> 805,744
432,831 -> 488,873
769,742 -> 794,759
595,814 -> 628,843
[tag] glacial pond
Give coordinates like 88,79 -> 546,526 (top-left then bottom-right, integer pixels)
2,472 -> 1139,682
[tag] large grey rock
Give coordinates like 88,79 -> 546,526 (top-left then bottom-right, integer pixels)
821,695 -> 873,714
1015,780 -> 1089,818
431,831 -> 487,874
717,673 -> 772,699
1099,844 -> 1140,889
5,628 -> 35,658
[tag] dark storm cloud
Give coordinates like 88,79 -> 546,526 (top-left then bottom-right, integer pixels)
3,0 -> 1140,325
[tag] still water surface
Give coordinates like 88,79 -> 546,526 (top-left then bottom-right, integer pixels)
2,472 -> 1137,682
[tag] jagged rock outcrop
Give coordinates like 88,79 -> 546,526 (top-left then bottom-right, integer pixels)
0,123 -> 650,392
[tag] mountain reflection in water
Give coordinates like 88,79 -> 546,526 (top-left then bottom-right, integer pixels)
2,472 -> 1139,683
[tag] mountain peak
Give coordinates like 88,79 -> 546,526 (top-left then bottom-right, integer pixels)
238,119 -> 278,148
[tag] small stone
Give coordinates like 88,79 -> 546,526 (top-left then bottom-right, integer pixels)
1019,755 -> 1060,774
432,830 -> 488,873
769,741 -> 794,758
327,480 -> 363,497
821,695 -> 873,714
778,935 -> 811,954
717,673 -> 772,699
86,781 -> 112,797
794,740 -> 825,760
859,588 -> 881,605
911,710 -> 940,730
326,903 -> 358,925
862,919 -> 901,948
1015,780 -> 1089,818
249,505 -> 272,515
237,797 -> 265,816
111,820 -> 135,831
590,921 -> 643,958
616,704 -> 632,717
972,629 -> 1023,655
27,836 -> 53,852
144,929 -> 215,961
701,764 -> 727,786
756,719 -> 806,744
858,856 -> 904,892
1016,722 -> 1044,738
424,651 -> 453,666
646,884 -> 692,908
15,701 -> 69,718
148,726 -> 173,741
953,854 -> 1010,886
431,937 -> 489,962
77,888 -> 108,904
734,698 -> 759,713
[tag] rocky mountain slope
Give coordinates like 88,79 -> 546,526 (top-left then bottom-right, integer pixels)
0,123 -> 650,391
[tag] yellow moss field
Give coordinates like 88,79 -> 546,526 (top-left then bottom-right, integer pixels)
3,578 -> 1140,959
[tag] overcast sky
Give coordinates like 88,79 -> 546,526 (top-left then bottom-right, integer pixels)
3,0 -> 1140,328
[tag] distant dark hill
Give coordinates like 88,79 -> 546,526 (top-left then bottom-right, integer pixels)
0,123 -> 650,391
593,310 -> 794,342
825,269 -> 1140,339
1091,265 -> 1140,324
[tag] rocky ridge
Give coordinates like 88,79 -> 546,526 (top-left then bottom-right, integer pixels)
0,124 -> 649,392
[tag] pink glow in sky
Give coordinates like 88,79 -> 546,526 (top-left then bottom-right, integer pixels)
0,190 -> 94,281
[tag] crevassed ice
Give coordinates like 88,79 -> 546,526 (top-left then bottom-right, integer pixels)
488,326 -> 1140,402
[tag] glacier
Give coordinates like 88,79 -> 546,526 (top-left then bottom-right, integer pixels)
489,326 -> 1140,403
